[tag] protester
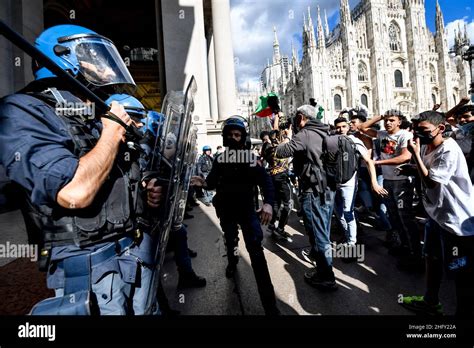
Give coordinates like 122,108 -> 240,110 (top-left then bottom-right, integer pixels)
401,110 -> 474,317
359,110 -> 423,272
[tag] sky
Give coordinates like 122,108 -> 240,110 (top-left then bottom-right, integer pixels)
230,0 -> 474,91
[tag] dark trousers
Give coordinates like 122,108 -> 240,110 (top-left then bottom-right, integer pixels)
383,179 -> 420,256
169,225 -> 193,275
424,219 -> 474,317
219,209 -> 277,314
270,172 -> 292,229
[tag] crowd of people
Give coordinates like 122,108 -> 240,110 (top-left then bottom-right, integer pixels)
246,102 -> 474,316
185,100 -> 473,317
0,21 -> 473,317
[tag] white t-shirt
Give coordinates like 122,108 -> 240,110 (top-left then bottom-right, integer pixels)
338,135 -> 368,188
377,129 -> 413,180
422,138 -> 474,236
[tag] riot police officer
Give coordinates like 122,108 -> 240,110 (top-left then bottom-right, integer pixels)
191,116 -> 279,315
106,94 -> 206,290
197,145 -> 214,206
0,25 -> 161,315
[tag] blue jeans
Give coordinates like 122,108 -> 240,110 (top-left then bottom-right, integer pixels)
48,234 -> 160,315
335,182 -> 357,244
300,189 -> 336,279
200,189 -> 214,204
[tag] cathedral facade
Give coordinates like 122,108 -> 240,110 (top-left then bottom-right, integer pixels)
260,0 -> 471,122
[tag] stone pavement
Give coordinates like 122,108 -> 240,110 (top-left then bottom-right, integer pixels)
161,202 -> 457,315
0,205 -> 456,315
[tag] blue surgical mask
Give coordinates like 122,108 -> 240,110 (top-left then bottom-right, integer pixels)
460,121 -> 474,136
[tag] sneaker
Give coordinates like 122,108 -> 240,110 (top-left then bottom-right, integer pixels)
304,272 -> 338,292
225,263 -> 237,278
301,248 -> 317,267
400,295 -> 443,316
272,228 -> 293,242
177,272 -> 207,289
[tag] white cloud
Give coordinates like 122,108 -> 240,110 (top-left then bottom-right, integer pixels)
445,18 -> 474,51
230,0 -> 352,91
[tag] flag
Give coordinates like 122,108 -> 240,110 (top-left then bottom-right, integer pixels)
254,92 -> 279,118
317,105 -> 324,120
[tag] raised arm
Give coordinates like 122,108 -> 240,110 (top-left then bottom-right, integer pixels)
359,116 -> 382,138
57,102 -> 131,209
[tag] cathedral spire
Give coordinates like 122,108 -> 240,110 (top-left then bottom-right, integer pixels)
273,26 -> 281,64
464,23 -> 470,43
324,9 -> 330,38
273,26 -> 279,46
317,6 -> 325,49
340,0 -> 351,28
307,6 -> 316,48
435,0 -> 445,34
291,40 -> 299,75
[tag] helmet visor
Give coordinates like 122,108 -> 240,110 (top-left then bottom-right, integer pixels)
68,36 -> 135,88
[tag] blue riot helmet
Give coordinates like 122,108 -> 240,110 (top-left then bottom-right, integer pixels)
202,145 -> 211,152
221,115 -> 251,149
144,110 -> 165,138
106,94 -> 146,123
33,25 -> 136,93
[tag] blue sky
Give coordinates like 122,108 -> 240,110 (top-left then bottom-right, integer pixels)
230,0 -> 474,91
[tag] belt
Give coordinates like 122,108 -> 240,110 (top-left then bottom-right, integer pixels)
61,236 -> 135,294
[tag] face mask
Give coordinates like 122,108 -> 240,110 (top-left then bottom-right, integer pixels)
460,121 -> 474,136
415,129 -> 439,145
225,138 -> 240,149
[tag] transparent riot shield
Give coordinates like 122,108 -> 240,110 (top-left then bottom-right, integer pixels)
143,76 -> 197,314
172,125 -> 198,231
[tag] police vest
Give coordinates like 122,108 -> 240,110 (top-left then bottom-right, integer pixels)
20,90 -> 146,248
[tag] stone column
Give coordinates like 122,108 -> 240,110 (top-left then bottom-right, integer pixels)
211,0 -> 237,121
208,34 -> 218,123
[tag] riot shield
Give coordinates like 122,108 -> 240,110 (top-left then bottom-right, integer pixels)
172,125 -> 198,230
143,76 -> 197,314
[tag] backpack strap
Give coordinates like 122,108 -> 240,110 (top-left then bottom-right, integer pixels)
305,128 -> 329,197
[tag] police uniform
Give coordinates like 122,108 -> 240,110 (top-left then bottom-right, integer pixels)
0,85 -> 159,315
205,149 -> 279,315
